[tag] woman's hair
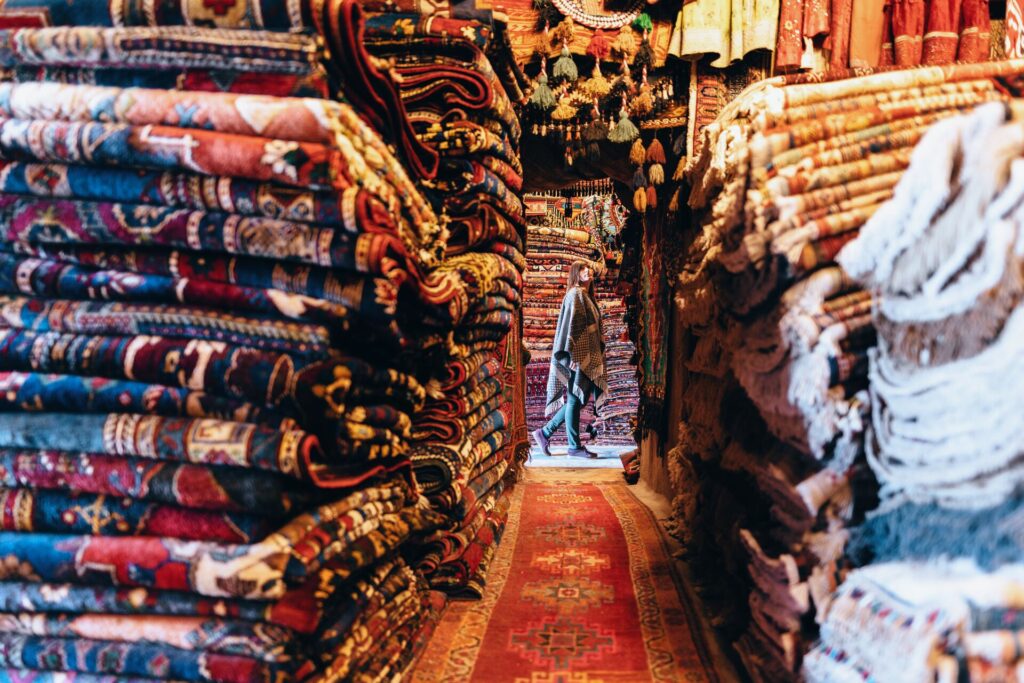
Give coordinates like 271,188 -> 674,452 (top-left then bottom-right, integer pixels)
566,261 -> 596,298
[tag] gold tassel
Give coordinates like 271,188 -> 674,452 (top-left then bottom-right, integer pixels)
551,17 -> 576,48
612,26 -> 637,59
673,156 -> 686,181
581,62 -> 611,97
551,98 -> 577,120
668,187 -> 680,213
648,163 -> 664,185
632,86 -> 653,117
629,138 -> 646,166
633,186 -> 647,212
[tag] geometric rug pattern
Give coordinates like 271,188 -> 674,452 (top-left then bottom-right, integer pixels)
411,469 -> 721,682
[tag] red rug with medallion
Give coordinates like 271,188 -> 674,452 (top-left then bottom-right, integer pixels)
412,468 -> 721,682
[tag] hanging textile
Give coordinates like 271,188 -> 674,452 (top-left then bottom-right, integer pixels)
636,212 -> 669,434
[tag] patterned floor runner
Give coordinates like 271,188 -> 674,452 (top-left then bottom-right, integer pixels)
411,468 -> 720,682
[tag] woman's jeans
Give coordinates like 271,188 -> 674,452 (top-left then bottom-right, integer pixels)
542,383 -> 590,449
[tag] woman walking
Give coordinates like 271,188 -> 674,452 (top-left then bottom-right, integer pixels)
532,261 -> 608,458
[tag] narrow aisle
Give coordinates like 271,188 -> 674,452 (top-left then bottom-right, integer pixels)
412,469 -> 721,682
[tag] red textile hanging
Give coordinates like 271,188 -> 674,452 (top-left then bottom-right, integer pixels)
956,0 -> 990,62
923,0 -> 963,64
827,0 -> 855,69
777,0 -> 807,69
892,0 -> 925,64
804,0 -> 832,41
880,0 -> 896,64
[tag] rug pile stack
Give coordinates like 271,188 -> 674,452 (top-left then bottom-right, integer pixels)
801,100 -> 1024,681
668,62 -> 1024,681
522,193 -> 638,447
360,13 -> 530,598
0,1 -> 530,679
592,258 -> 638,445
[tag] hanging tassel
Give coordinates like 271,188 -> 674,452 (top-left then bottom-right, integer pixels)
529,71 -> 556,111
632,187 -> 647,212
632,86 -> 653,116
551,17 -> 576,47
646,137 -> 666,164
533,0 -> 561,30
607,107 -> 638,143
648,163 -> 664,185
632,12 -> 652,33
583,105 -> 607,161
629,138 -> 646,166
612,27 -> 637,59
673,156 -> 686,181
551,97 -> 577,120
668,187 -> 680,213
646,185 -> 657,209
581,61 -> 611,97
583,106 -> 608,141
609,78 -> 629,101
632,167 -> 646,189
535,20 -> 552,54
583,118 -> 607,142
586,28 -> 612,60
672,131 -> 686,156
553,45 -> 578,82
635,32 -> 654,72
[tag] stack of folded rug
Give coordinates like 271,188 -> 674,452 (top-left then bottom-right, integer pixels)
666,62 -> 1024,682
0,2 -> 488,680
801,101 -> 1024,681
360,13 -> 529,597
805,560 -> 1024,683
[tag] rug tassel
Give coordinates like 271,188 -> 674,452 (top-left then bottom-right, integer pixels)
673,156 -> 686,181
646,138 -> 666,164
586,28 -> 612,60
553,45 -> 578,82
633,186 -> 647,211
612,26 -> 637,59
582,61 -> 611,97
629,138 -> 646,166
608,108 -> 639,143
529,71 -> 556,111
648,163 -> 664,185
669,187 -> 680,213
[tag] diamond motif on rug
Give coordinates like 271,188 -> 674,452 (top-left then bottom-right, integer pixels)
514,672 -> 609,683
521,576 -> 615,613
534,518 -> 606,547
530,548 -> 611,576
536,492 -> 594,505
509,617 -> 615,669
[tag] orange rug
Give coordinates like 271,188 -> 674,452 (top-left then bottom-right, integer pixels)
412,469 -> 720,682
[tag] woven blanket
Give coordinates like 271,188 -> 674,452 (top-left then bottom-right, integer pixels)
0,487 -> 440,600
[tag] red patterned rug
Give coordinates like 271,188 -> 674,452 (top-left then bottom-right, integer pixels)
412,469 -> 721,682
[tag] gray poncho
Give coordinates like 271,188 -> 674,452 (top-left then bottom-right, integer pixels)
545,285 -> 607,416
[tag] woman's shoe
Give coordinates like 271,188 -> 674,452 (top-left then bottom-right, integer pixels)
532,429 -> 551,456
567,447 -> 598,459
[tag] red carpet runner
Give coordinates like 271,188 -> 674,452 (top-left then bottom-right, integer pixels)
412,469 -> 720,682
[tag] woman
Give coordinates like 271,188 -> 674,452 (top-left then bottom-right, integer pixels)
533,261 -> 608,458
